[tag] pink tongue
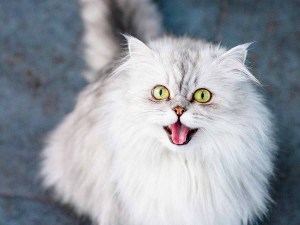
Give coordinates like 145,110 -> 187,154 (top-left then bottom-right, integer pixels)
171,121 -> 190,145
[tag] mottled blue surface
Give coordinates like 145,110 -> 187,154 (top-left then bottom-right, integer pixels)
0,0 -> 299,224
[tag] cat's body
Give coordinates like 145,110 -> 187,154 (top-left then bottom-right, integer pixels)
41,1 -> 276,225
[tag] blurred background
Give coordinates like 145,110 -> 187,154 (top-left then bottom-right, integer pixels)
0,0 -> 299,224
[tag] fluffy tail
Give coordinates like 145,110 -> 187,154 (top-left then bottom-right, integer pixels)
80,0 -> 163,82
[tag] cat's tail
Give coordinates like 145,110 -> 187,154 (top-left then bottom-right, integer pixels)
79,0 -> 163,82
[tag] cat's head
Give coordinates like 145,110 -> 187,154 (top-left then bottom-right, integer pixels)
116,36 -> 263,153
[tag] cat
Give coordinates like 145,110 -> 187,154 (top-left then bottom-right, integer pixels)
40,0 -> 276,225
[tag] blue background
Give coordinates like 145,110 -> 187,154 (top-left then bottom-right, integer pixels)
0,0 -> 299,224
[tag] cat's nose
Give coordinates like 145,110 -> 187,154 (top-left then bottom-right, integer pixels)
173,106 -> 185,117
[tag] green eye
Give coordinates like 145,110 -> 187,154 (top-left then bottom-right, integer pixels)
194,88 -> 212,103
152,85 -> 170,100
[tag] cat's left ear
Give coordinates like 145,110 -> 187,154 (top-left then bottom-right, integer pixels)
220,43 -> 252,64
219,43 -> 260,84
123,35 -> 153,58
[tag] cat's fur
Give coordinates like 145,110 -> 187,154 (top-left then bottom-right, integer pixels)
41,0 -> 276,225
80,0 -> 163,82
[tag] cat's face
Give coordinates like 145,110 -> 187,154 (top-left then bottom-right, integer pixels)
120,36 -> 259,152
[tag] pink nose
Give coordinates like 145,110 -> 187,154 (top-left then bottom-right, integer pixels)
173,106 -> 185,116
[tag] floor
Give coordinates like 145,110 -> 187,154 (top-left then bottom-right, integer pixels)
0,0 -> 299,224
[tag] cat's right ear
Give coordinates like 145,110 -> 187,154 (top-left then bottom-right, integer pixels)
123,34 -> 153,58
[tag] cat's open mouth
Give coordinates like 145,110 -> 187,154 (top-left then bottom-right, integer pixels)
163,120 -> 198,145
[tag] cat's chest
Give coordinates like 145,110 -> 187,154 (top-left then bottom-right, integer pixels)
113,152 -> 206,225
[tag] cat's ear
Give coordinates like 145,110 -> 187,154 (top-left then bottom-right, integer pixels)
219,43 -> 260,84
221,43 -> 252,64
124,35 -> 153,58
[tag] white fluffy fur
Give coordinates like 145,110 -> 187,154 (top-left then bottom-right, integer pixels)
41,1 -> 276,225
41,36 -> 275,225
80,0 -> 162,82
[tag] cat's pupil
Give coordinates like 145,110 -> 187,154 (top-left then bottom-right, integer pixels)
201,92 -> 204,99
159,89 -> 163,96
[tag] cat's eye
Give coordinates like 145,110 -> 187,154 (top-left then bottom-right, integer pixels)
193,88 -> 212,103
152,85 -> 170,100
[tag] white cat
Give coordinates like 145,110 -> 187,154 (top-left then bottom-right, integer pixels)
41,0 -> 276,225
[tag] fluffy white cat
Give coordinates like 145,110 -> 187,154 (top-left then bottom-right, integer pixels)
41,0 -> 276,225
